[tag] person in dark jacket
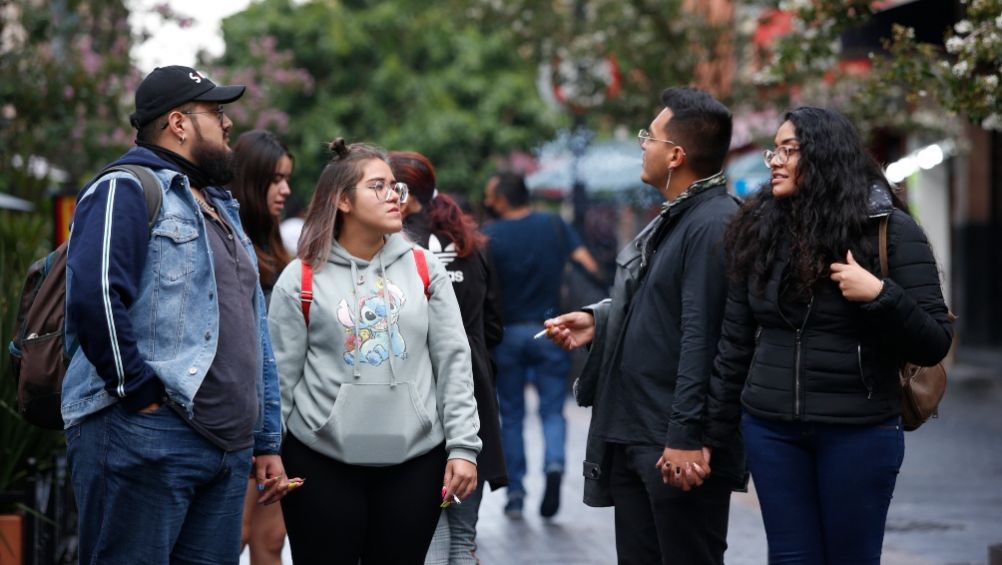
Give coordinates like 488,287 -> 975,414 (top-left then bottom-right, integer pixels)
702,107 -> 953,564
389,151 -> 506,565
544,86 -> 743,565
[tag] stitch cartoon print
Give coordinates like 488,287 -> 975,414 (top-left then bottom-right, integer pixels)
337,276 -> 408,366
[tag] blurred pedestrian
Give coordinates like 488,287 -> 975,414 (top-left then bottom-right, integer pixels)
545,87 -> 743,564
269,139 -> 481,564
483,172 -> 600,519
229,129 -> 294,564
389,151 -> 507,565
703,107 -> 953,563
63,65 -> 294,564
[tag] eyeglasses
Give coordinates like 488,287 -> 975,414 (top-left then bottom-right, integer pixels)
358,180 -> 409,204
637,129 -> 680,148
763,146 -> 800,167
181,107 -> 226,128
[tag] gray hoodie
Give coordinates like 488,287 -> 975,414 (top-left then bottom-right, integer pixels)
269,233 -> 481,466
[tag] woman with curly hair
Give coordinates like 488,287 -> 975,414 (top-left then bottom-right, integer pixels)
268,139 -> 480,564
389,151 -> 506,565
701,107 -> 953,563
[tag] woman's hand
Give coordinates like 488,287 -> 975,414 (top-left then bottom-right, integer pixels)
253,454 -> 305,505
830,250 -> 884,303
443,459 -> 477,501
543,311 -> 595,351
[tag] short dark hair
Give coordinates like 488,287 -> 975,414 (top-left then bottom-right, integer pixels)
493,171 -> 529,207
659,87 -> 732,178
134,102 -> 195,144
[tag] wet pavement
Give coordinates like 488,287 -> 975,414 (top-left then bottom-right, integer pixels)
245,366 -> 1002,564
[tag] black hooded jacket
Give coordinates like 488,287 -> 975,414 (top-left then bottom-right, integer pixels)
704,184 -> 953,445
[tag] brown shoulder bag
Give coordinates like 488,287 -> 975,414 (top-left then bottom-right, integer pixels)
877,216 -> 952,431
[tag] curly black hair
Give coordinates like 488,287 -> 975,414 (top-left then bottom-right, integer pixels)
724,107 -> 898,299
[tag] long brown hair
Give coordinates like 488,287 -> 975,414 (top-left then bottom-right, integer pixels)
389,151 -> 485,258
230,130 -> 292,284
298,138 -> 388,269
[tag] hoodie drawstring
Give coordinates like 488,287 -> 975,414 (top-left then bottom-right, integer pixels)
379,253 -> 399,389
348,260 -> 362,379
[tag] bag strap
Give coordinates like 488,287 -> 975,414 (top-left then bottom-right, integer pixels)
878,215 -> 889,278
99,165 -> 163,229
301,261 -> 314,327
413,247 -> 431,299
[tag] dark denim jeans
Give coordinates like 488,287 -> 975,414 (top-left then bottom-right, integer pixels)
742,412 -> 905,565
496,322 -> 571,496
66,403 -> 253,564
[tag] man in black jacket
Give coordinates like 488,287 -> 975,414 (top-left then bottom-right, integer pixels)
545,87 -> 743,564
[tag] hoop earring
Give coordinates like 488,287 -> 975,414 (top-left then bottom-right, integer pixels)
178,136 -> 185,146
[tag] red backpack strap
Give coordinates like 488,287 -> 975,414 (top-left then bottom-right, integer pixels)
301,261 -> 314,327
412,247 -> 431,299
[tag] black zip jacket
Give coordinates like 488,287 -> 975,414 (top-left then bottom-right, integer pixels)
574,183 -> 745,506
705,185 -> 953,445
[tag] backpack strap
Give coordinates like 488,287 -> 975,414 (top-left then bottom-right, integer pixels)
878,215 -> 889,278
301,262 -> 314,327
413,247 -> 431,299
99,164 -> 163,229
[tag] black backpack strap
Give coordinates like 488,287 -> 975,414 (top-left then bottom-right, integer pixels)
101,164 -> 163,229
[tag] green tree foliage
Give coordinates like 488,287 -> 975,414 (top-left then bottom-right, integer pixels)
466,0 -> 727,127
211,0 -> 565,197
753,0 -> 1002,137
0,0 -> 140,201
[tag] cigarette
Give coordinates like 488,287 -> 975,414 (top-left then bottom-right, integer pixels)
286,480 -> 303,492
452,494 -> 461,505
533,329 -> 549,340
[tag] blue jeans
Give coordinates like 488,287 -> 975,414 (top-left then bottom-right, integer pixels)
66,403 -> 253,564
424,481 -> 485,564
496,322 -> 571,496
742,412 -> 904,565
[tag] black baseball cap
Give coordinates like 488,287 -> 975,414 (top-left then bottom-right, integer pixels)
129,65 -> 246,129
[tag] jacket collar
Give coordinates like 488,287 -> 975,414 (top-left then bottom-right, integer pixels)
868,182 -> 895,218
661,171 -> 727,216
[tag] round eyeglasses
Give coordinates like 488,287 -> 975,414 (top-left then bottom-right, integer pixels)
763,146 -> 800,167
359,180 -> 409,204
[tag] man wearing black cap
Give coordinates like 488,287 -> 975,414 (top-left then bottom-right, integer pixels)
61,65 -> 297,563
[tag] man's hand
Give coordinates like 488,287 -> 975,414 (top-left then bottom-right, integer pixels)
830,250 -> 883,302
253,454 -> 304,505
543,311 -> 595,351
443,459 -> 478,501
656,447 -> 712,491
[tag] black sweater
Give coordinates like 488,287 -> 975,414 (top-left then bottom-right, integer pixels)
705,196 -> 953,445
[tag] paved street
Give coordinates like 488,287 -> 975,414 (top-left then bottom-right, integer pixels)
475,369 -> 1002,565
245,365 -> 1002,564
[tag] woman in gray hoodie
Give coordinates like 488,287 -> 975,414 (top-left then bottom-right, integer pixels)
269,139 -> 481,564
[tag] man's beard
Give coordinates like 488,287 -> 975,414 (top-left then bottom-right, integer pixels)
190,128 -> 234,186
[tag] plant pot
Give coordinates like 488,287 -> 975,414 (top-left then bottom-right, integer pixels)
0,513 -> 23,565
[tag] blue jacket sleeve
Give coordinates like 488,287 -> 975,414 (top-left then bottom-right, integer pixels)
255,284 -> 283,455
66,174 -> 163,411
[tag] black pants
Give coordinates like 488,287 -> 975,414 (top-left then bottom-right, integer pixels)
281,434 -> 447,565
609,443 -> 731,565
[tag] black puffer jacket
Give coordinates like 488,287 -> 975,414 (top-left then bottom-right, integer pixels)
705,185 -> 953,443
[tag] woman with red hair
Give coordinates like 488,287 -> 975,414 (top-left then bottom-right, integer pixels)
390,151 -> 506,565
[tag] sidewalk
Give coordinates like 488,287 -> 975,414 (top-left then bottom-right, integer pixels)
474,391 -> 769,564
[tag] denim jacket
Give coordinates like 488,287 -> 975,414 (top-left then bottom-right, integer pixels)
62,147 -> 281,454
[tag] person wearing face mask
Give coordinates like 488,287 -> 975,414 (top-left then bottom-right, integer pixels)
269,139 -> 481,564
229,129 -> 294,564
62,65 -> 294,564
701,107 -> 953,563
